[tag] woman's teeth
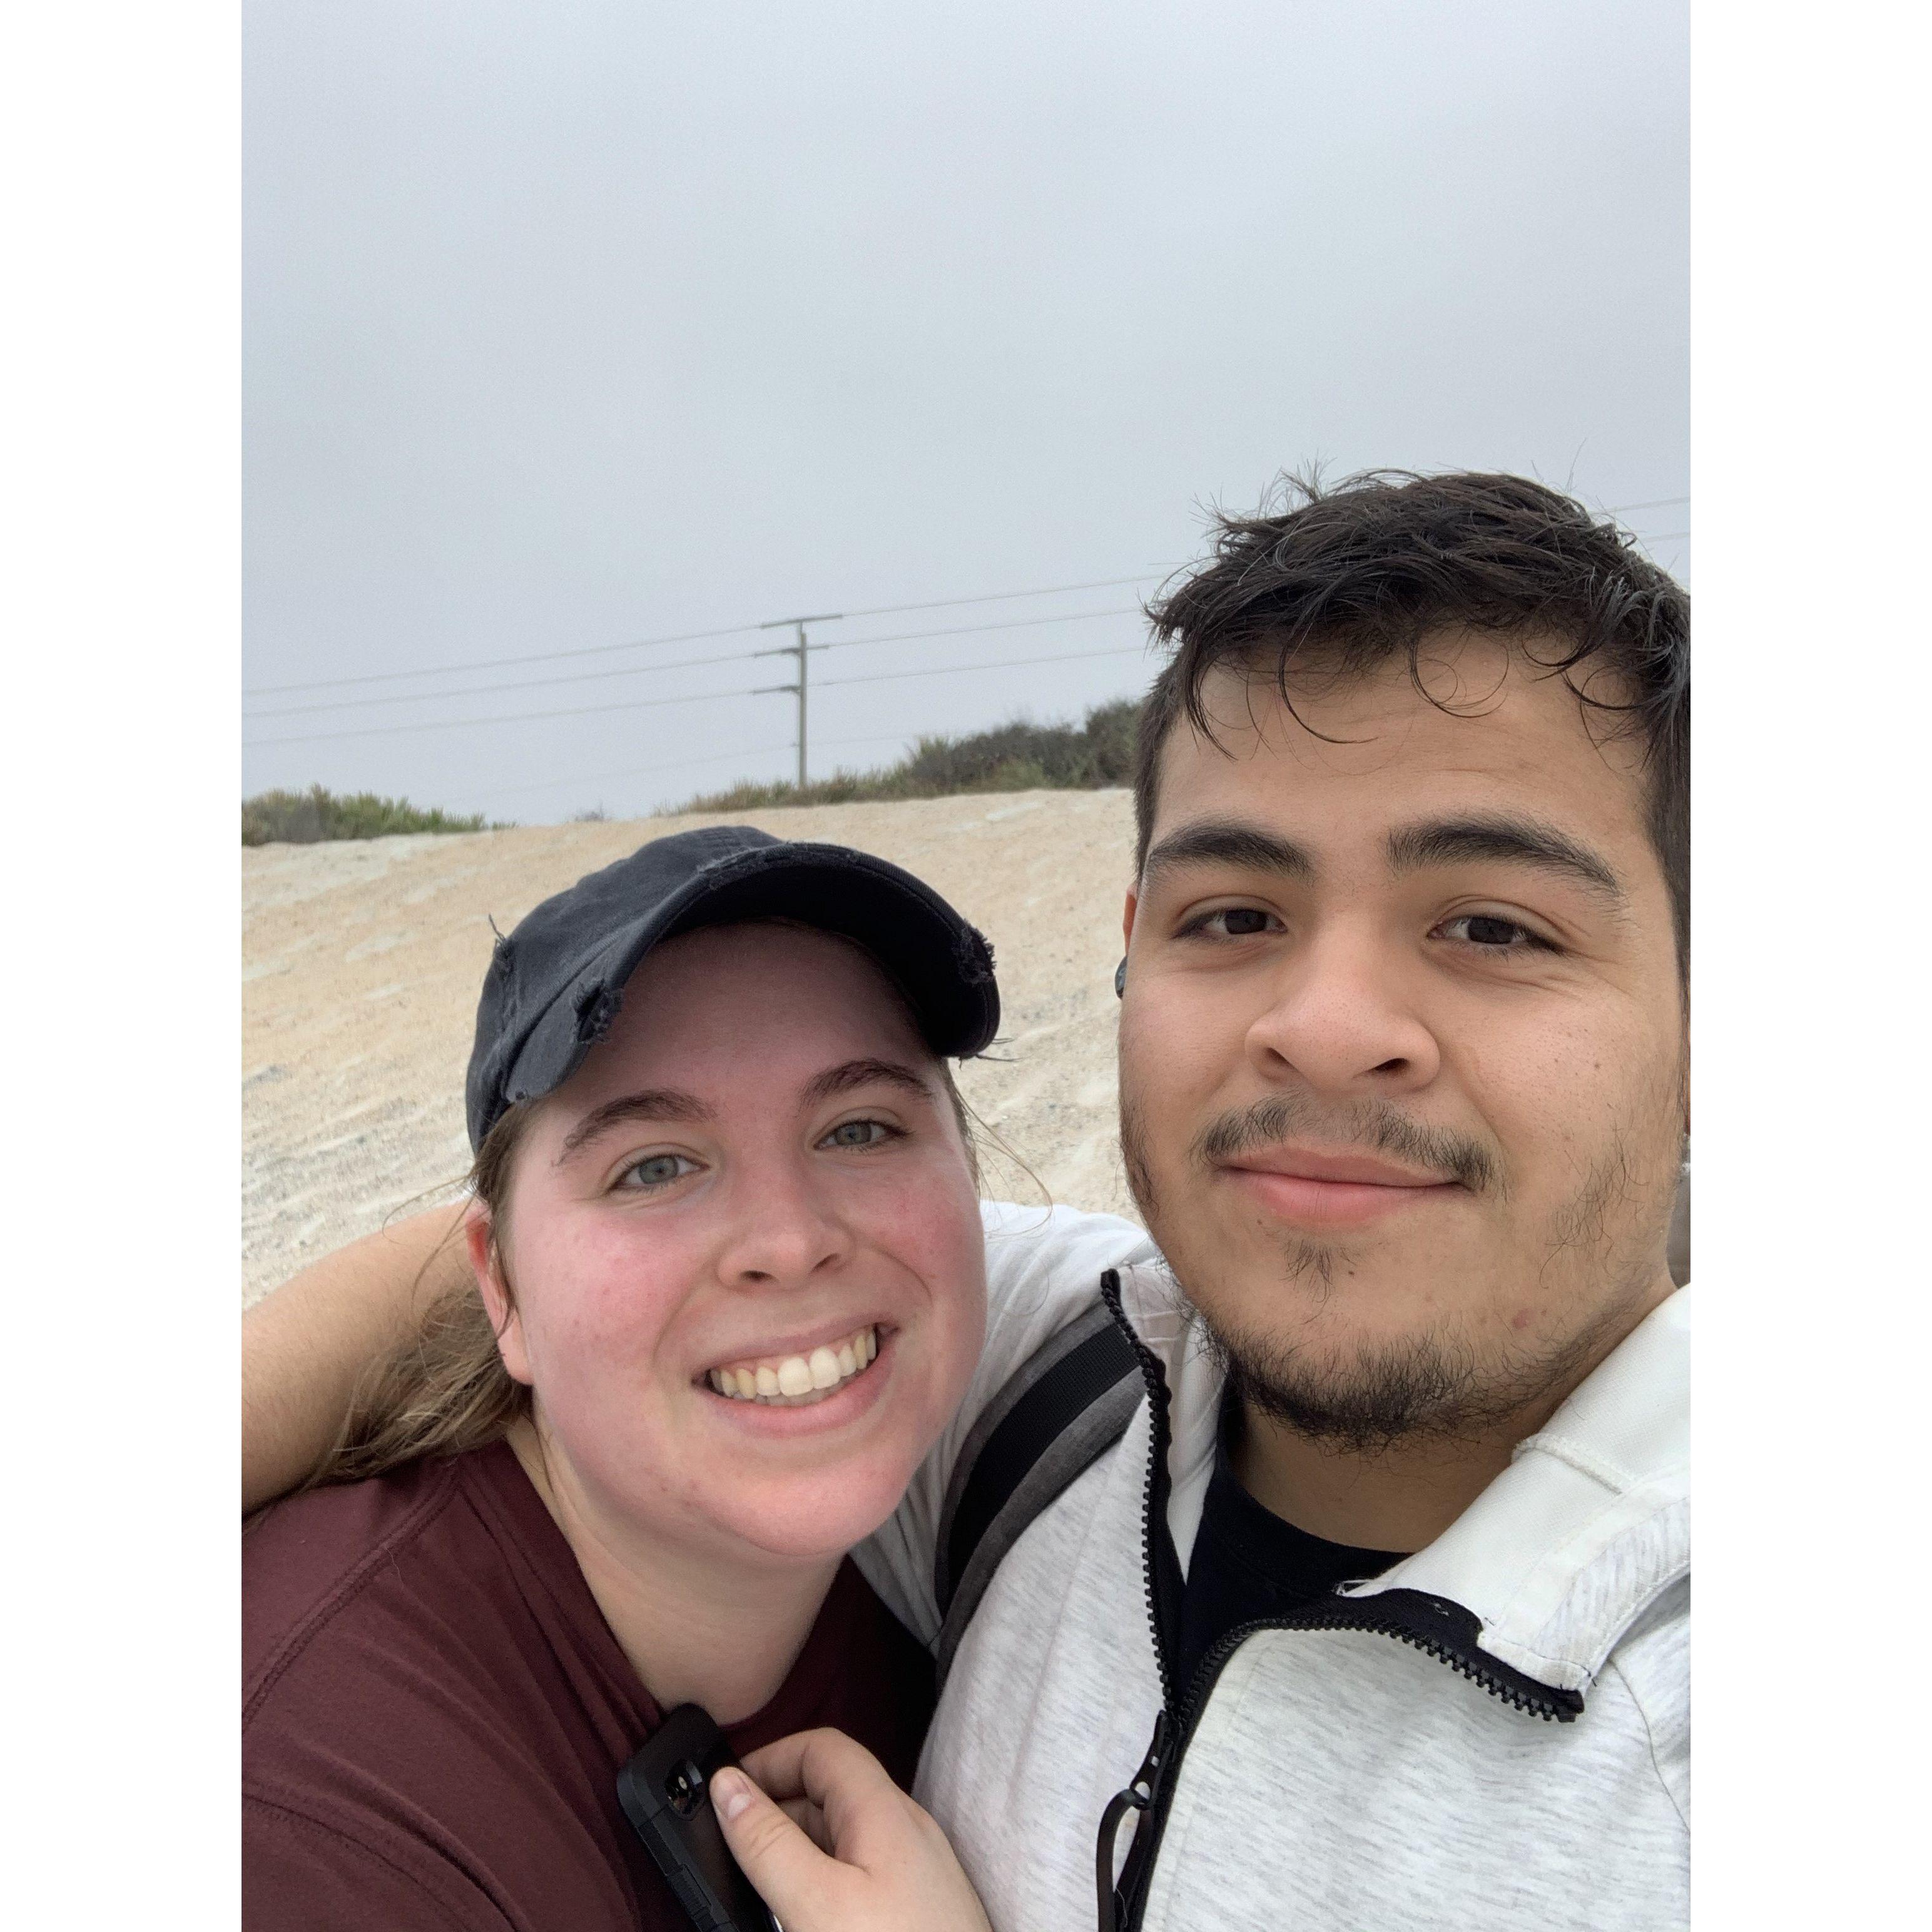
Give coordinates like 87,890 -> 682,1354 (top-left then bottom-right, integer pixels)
706,1325 -> 879,1406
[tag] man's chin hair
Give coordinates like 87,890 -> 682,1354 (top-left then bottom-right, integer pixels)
1197,1313 -> 1597,1457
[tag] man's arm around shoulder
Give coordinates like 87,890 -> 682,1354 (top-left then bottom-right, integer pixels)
242,1209 -> 469,1514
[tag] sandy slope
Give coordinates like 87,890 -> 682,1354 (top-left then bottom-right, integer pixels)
242,790 -> 1141,1304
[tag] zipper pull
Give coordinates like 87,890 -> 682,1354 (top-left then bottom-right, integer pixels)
1094,1711 -> 1169,1932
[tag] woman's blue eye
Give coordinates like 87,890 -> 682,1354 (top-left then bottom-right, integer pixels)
623,1153 -> 695,1189
824,1119 -> 892,1149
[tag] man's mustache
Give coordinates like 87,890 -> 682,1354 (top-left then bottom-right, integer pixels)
1193,1092 -> 1501,1195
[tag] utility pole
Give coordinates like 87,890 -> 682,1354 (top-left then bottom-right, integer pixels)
754,613 -> 841,788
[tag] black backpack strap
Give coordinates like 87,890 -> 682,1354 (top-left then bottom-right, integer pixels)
932,1281 -> 1144,1685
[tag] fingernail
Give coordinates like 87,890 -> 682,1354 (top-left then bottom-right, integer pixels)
711,1769 -> 753,1821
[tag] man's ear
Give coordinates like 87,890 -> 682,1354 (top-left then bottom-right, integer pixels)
1122,885 -> 1139,953
465,1205 -> 532,1386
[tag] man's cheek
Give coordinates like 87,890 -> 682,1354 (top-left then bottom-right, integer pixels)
1122,1000 -> 1221,1124
1457,1020 -> 1609,1175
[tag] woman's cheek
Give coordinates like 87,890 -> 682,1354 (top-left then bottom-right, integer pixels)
524,1242 -> 691,1388
926,1214 -> 990,1408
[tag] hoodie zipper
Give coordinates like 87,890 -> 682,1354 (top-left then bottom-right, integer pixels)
1092,1271 -> 1580,1932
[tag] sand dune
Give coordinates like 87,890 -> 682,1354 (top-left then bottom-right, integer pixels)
242,790 -> 1140,1304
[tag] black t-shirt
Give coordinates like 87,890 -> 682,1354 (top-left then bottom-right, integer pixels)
1172,1393 -> 1405,1697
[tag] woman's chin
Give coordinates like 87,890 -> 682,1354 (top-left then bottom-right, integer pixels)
704,1463 -> 914,1568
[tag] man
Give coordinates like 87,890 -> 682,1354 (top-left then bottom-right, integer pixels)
245,470 -> 1689,1930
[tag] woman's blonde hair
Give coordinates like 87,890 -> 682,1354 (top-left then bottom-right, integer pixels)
304,1055 -> 989,1492
303,1104 -> 536,1490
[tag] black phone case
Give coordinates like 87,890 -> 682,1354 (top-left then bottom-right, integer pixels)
616,1704 -> 780,1932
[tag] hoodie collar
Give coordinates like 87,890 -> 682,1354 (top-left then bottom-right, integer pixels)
1114,1266 -> 1690,1697
1350,1286 -> 1690,1694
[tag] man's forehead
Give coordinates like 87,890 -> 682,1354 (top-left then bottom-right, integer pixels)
1151,652 -> 1651,847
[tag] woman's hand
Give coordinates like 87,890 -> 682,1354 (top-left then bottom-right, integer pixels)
711,1728 -> 992,1932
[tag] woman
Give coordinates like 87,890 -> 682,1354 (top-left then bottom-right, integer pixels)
243,824 -> 1005,1929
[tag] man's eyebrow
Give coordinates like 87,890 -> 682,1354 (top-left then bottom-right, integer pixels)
555,1090 -> 714,1164
1140,820 -> 1317,888
799,1058 -> 935,1109
1385,815 -> 1626,900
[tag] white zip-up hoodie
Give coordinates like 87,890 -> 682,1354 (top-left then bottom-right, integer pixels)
858,1204 -> 1690,1932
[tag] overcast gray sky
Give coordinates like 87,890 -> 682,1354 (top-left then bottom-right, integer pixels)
242,0 -> 1687,824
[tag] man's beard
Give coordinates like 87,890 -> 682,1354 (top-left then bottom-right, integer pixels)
1119,1087 -> 1657,1455
1195,1299 -> 1622,1456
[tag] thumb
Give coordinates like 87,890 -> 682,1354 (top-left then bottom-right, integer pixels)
711,1766 -> 845,1930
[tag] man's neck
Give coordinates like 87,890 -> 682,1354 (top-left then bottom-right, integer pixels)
1233,1274 -> 1678,1554
507,1419 -> 838,1725
1233,1410 -> 1522,1555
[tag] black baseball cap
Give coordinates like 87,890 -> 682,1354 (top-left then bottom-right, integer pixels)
464,825 -> 1000,1151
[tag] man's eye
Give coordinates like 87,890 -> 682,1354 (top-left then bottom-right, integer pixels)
618,1152 -> 699,1190
822,1119 -> 895,1150
1186,907 -> 1278,939
1438,913 -> 1552,951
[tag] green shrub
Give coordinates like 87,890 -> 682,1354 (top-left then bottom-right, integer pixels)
242,785 -> 493,847
244,698 -> 1141,841
681,698 -> 1140,813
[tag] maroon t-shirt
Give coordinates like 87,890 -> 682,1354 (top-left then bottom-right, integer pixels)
243,1440 -> 935,1930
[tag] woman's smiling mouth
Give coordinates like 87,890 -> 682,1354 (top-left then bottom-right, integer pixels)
703,1323 -> 881,1407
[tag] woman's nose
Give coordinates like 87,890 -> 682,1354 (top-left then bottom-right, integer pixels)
714,1165 -> 853,1289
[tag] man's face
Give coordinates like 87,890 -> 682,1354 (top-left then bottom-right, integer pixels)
1119,636 -> 1685,1446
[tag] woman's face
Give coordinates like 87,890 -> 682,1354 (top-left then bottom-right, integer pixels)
474,922 -> 987,1568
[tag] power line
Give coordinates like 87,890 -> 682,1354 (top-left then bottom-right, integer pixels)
242,497 -> 1685,703
417,502 -> 1696,811
831,572 -> 1162,622
817,639 -> 1149,692
244,678 -> 772,749
245,519 -> 1692,722
245,621 -> 1151,749
240,618 -> 770,699
240,571 -> 1165,698
241,604 -> 1145,720
244,641 -> 775,721
808,604 -> 1140,655
245,640 -> 1150,774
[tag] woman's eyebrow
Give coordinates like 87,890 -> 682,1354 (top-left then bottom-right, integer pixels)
555,1090 -> 714,1164
799,1058 -> 933,1108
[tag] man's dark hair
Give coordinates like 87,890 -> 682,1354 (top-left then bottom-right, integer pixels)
1136,470 -> 1690,970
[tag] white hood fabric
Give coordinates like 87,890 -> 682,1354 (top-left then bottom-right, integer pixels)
857,1203 -> 1690,1932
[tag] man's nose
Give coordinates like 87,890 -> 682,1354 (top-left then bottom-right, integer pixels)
1243,927 -> 1440,1097
714,1162 -> 853,1289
